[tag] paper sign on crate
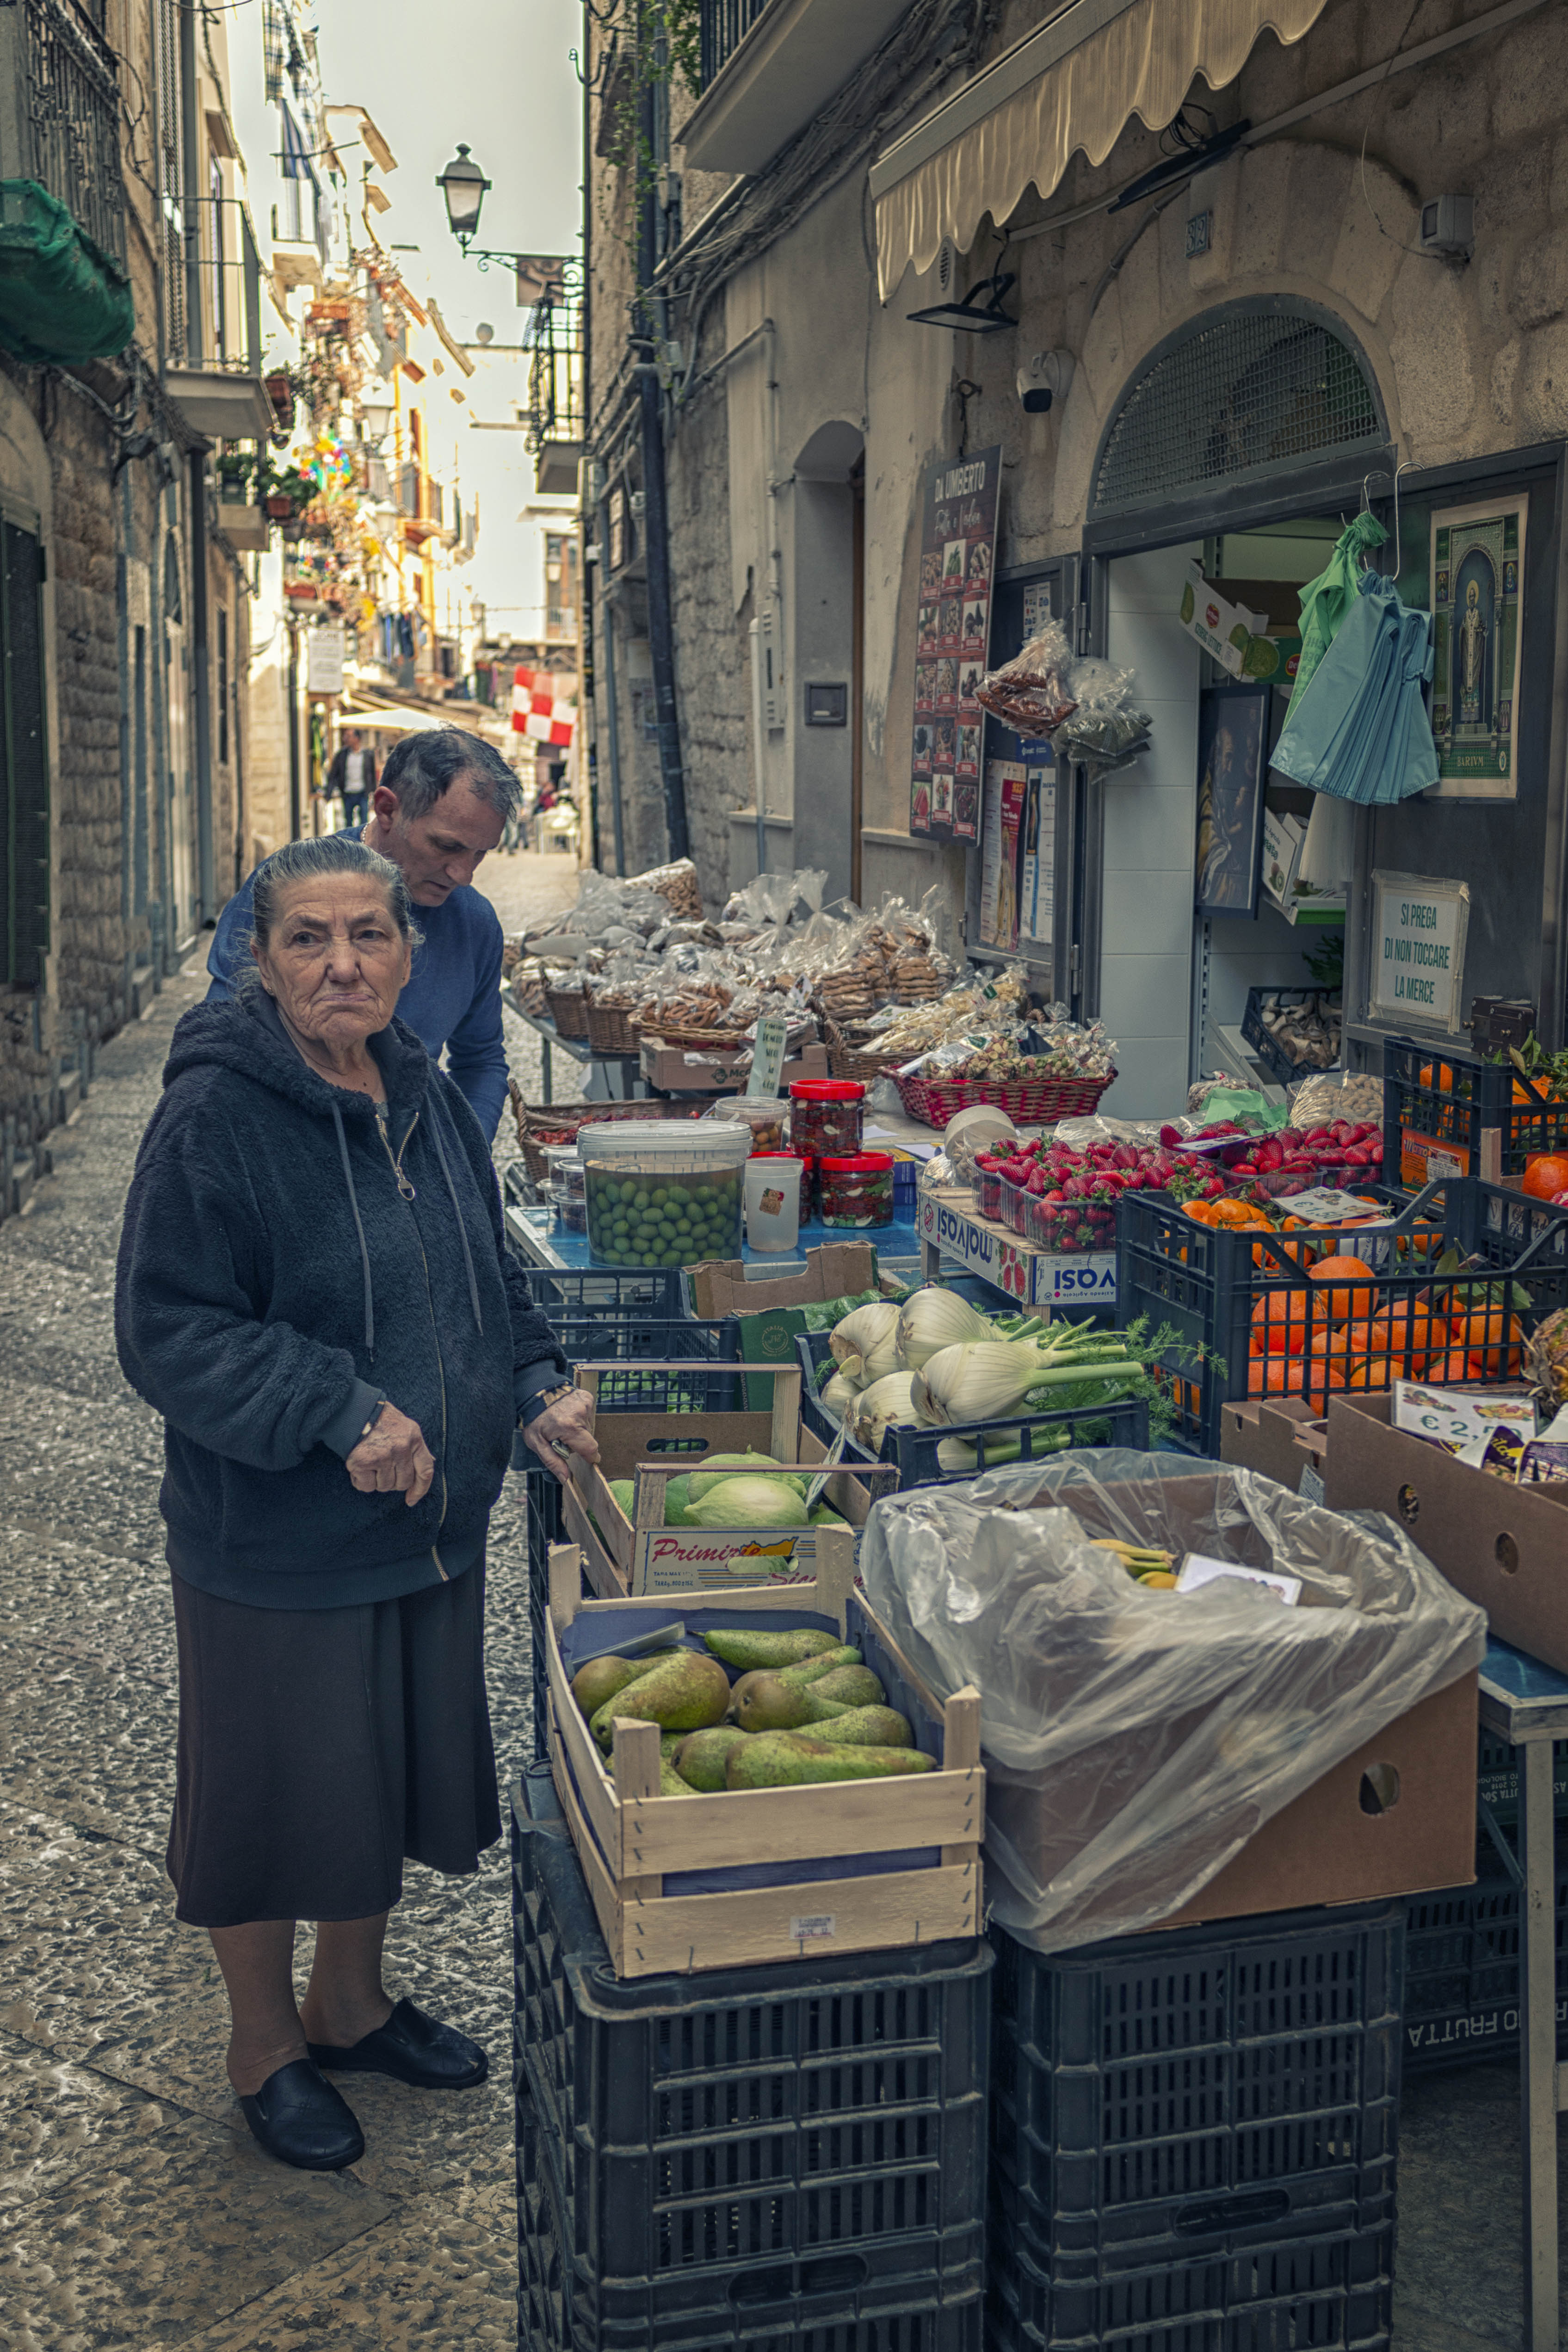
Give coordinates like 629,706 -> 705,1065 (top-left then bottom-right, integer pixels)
919,1191 -> 1117,1309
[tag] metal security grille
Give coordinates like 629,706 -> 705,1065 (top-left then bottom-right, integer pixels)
1092,303 -> 1384,517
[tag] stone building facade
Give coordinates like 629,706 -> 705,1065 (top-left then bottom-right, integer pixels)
583,0 -> 1568,1086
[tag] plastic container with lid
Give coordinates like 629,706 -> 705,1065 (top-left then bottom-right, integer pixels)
539,1144 -> 585,1198
580,1119 -> 749,1268
789,1078 -> 864,1161
709,1095 -> 789,1154
749,1150 -> 811,1230
818,1152 -> 895,1229
743,1154 -> 802,1253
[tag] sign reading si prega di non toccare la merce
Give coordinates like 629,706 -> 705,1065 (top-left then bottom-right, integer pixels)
1368,871 -> 1470,1034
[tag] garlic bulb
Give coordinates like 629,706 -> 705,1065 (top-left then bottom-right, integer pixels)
829,1299 -> 901,1384
895,1285 -> 995,1370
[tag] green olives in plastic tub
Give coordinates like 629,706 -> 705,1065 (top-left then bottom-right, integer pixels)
580,1119 -> 750,1269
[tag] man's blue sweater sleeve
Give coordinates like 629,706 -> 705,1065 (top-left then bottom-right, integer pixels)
206,871 -> 258,1001
443,902 -> 509,1142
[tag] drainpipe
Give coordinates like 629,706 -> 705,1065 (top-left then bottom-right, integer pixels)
636,55 -> 688,861
595,530 -> 627,874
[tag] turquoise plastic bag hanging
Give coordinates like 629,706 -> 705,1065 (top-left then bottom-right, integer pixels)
1293,512 -> 1387,701
1271,569 -> 1438,805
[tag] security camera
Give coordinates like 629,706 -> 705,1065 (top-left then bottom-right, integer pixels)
1017,349 -> 1075,414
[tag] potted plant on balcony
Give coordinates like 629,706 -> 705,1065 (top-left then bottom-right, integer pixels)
262,460 -> 318,523
264,364 -> 304,435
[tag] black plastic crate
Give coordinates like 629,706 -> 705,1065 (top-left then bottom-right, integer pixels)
1115,1175 -> 1568,1457
1402,1864 -> 1568,2076
512,1766 -> 991,2351
517,1258 -> 740,1369
795,1332 -> 1149,1490
984,2222 -> 1393,2352
1241,987 -> 1343,1093
1382,1034 -> 1568,1187
526,1472 -> 580,1763
1475,1729 -> 1568,1830
986,1904 -> 1402,2289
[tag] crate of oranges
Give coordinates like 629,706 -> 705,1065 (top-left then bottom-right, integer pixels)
1116,1177 -> 1568,1457
1384,1035 -> 1568,1188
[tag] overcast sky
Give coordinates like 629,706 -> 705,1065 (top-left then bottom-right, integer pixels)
314,0 -> 583,342
313,0 -> 584,632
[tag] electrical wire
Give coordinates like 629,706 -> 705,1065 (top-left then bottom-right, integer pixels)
1357,0 -> 1443,260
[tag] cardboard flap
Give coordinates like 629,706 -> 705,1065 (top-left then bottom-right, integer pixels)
686,1241 -> 879,1320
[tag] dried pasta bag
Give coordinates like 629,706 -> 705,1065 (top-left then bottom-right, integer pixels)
859,1451 -> 1486,1954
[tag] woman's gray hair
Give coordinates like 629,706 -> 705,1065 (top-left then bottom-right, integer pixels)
247,834 -> 420,960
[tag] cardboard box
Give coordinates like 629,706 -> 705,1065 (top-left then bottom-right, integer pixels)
1325,1389 -> 1568,1669
917,1188 -> 1117,1311
685,1240 -> 885,1369
1219,1398 -> 1328,1497
639,1038 -> 829,1094
563,1360 -> 895,1595
543,1537 -> 984,1975
1162,1671 -> 1478,1925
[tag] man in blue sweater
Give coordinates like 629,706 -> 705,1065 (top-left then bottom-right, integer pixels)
208,729 -> 520,1140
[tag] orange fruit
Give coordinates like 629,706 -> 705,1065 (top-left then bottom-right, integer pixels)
1419,1063 -> 1455,1093
1446,1303 -> 1524,1353
1375,1304 -> 1451,1373
1309,1255 -> 1379,1323
1252,1294 -> 1306,1357
1247,1352 -> 1296,1398
1521,1154 -> 1568,1201
1469,1337 -> 1525,1380
1426,1348 -> 1478,1383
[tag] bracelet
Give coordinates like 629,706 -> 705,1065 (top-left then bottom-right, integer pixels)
360,1399 -> 388,1441
522,1381 -> 575,1426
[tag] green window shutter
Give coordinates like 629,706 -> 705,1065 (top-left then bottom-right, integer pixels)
1,517 -> 50,984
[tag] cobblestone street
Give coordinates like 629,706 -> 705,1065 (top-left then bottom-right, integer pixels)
0,860 -> 574,2348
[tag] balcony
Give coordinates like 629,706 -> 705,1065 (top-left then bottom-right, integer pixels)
163,198 -> 275,440
680,0 -> 914,173
15,0 -> 124,260
0,0 -> 134,365
271,173 -> 330,292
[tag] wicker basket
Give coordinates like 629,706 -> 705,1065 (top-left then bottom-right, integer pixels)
584,992 -> 643,1056
823,1018 -> 909,1086
508,1089 -> 705,1183
544,984 -> 591,1040
639,1021 -> 754,1054
894,1067 -> 1117,1130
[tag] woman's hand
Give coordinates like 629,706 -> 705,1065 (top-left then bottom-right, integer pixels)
524,1389 -> 600,1485
346,1403 -> 436,1506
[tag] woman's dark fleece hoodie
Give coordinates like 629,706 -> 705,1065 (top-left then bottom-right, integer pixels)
115,990 -> 566,1609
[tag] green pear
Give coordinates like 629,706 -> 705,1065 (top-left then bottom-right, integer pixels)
673,1726 -> 750,1791
590,1648 -> 732,1751
726,1734 -> 934,1788
702,1627 -> 840,1672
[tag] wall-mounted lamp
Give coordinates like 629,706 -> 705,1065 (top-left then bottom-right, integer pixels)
907,271 -> 1018,334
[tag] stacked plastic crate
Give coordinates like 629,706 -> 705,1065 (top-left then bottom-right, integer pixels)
512,1764 -> 992,2352
984,1906 -> 1406,2352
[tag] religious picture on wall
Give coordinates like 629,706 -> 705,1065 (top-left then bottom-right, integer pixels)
1194,683 -> 1269,917
909,445 -> 1001,835
1429,496 -> 1525,799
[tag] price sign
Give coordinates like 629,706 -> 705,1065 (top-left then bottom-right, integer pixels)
1369,871 -> 1469,1033
747,1013 -> 789,1098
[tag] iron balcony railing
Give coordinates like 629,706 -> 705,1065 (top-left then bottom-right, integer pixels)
525,276 -> 585,453
166,196 -> 262,375
699,0 -> 771,86
19,0 -> 124,262
397,461 -> 420,516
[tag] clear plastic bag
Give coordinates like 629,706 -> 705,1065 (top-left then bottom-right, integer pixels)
859,1451 -> 1486,1953
975,621 -> 1079,735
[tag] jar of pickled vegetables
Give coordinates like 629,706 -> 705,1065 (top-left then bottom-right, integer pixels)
710,1096 -> 789,1154
789,1079 -> 864,1161
581,1120 -> 749,1268
818,1152 -> 895,1228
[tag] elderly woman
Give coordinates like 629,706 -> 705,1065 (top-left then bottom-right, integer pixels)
116,836 -> 597,2173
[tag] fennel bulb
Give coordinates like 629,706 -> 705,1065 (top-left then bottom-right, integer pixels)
854,1371 -> 920,1453
894,1285 -> 995,1370
829,1301 -> 901,1383
819,1370 -> 861,1422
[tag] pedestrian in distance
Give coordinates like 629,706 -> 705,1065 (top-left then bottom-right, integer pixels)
208,728 -> 520,1140
116,834 -> 599,2173
326,727 -> 378,826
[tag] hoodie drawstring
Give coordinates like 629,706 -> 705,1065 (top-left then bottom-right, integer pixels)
425,1088 -> 485,1336
331,1100 -> 377,1356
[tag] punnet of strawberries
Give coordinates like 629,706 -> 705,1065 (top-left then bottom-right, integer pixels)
972,1118 -> 1387,1253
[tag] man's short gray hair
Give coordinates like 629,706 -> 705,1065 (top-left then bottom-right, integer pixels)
380,728 -> 522,823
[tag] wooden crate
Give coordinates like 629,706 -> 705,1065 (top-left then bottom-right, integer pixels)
543,1533 -> 984,1977
562,1361 -> 896,1596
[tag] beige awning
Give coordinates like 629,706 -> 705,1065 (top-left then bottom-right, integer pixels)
870,0 -> 1331,300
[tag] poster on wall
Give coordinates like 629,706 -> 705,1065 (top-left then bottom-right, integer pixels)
1019,761 -> 1055,948
1194,683 -> 1269,918
1429,497 -> 1525,799
1367,871 -> 1470,1032
979,759 -> 1025,950
910,444 -> 1001,841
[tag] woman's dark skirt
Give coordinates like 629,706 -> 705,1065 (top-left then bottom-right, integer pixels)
166,1558 -> 501,1929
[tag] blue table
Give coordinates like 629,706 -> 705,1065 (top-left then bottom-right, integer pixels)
1477,1636 -> 1568,2350
502,1196 -> 926,1282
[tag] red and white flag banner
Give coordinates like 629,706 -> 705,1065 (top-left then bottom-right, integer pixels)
511,665 -> 575,745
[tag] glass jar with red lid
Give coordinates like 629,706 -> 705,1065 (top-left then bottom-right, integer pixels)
750,1151 -> 811,1228
818,1153 -> 895,1229
789,1078 -> 864,1161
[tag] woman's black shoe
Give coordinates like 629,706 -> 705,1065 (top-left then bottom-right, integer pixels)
307,1997 -> 488,2089
238,2059 -> 364,2170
